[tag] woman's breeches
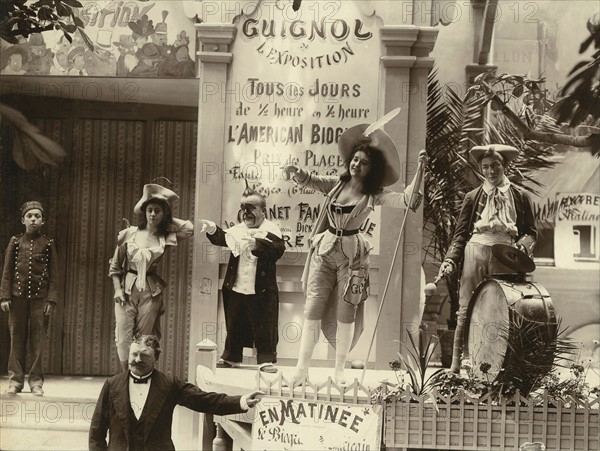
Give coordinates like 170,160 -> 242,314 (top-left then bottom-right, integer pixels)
114,286 -> 164,361
304,241 -> 357,324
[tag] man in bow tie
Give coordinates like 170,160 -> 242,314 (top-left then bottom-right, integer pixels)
198,183 -> 285,373
439,145 -> 537,373
89,335 -> 263,450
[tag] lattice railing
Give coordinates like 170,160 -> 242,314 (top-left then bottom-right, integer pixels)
255,373 -> 374,404
385,388 -> 600,450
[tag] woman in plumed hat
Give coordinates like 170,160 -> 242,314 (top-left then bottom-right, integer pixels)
108,184 -> 193,371
284,110 -> 427,385
439,144 -> 537,373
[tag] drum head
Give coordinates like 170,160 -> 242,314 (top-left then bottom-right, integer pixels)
466,280 -> 510,380
466,278 -> 558,387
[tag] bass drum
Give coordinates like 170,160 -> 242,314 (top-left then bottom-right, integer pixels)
464,275 -> 558,381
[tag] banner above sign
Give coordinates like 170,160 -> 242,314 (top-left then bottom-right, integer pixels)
0,1 -> 196,78
251,397 -> 383,450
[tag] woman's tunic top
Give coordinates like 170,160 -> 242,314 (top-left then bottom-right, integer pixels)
108,220 -> 193,296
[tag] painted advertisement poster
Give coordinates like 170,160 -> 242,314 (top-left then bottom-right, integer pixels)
554,192 -> 600,266
251,397 -> 383,450
0,1 -> 196,78
222,0 -> 383,253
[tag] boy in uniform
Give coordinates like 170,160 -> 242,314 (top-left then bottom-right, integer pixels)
1,201 -> 59,396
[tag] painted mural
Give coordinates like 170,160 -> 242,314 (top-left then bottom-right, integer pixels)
0,1 -> 196,78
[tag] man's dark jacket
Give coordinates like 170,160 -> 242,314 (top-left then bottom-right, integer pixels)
207,225 -> 285,349
89,370 -> 244,450
207,226 -> 285,293
445,184 -> 537,276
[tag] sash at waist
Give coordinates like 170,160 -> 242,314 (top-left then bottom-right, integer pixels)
128,269 -> 154,276
327,226 -> 359,237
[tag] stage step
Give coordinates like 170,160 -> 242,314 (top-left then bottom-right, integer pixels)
0,392 -> 96,450
0,376 -> 104,451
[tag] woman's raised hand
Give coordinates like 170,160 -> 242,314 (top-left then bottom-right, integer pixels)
417,149 -> 429,166
283,164 -> 299,180
198,219 -> 217,234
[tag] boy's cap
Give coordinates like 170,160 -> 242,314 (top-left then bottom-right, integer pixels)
20,201 -> 44,217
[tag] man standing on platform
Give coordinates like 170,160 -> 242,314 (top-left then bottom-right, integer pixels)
89,334 -> 262,450
198,182 -> 285,373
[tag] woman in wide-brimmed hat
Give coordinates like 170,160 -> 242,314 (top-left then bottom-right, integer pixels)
439,144 -> 537,373
284,112 -> 427,385
108,183 -> 193,371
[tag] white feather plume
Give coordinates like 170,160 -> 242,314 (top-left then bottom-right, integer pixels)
362,107 -> 401,137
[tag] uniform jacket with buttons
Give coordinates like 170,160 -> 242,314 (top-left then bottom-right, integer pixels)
0,233 -> 59,303
207,226 -> 285,293
445,184 -> 537,272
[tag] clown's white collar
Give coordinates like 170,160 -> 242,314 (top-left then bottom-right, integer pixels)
483,175 -> 511,194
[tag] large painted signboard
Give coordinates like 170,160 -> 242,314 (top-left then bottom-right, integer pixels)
251,396 -> 383,450
222,0 -> 383,253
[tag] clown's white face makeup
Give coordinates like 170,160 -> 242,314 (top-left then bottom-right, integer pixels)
240,194 -> 266,229
480,155 -> 505,186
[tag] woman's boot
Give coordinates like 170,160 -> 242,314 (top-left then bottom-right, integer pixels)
334,321 -> 353,385
289,319 -> 321,385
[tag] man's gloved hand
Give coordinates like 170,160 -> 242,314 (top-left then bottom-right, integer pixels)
439,259 -> 456,276
241,390 -> 264,410
198,219 -> 217,234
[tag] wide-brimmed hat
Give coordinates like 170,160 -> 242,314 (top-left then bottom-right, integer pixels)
338,123 -> 400,187
113,35 -> 136,48
491,243 -> 536,274
470,144 -> 520,164
134,184 -> 179,214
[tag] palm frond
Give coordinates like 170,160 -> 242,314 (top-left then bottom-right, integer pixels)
423,70 -> 558,263
495,318 -> 577,397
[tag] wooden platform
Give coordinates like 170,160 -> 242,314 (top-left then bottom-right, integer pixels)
201,363 -> 398,393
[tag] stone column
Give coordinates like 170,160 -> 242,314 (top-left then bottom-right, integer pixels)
188,23 -> 237,381
376,24 -> 437,368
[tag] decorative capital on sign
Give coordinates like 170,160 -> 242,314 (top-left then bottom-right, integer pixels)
380,26 -> 419,54
196,23 -> 237,53
380,26 -> 438,58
